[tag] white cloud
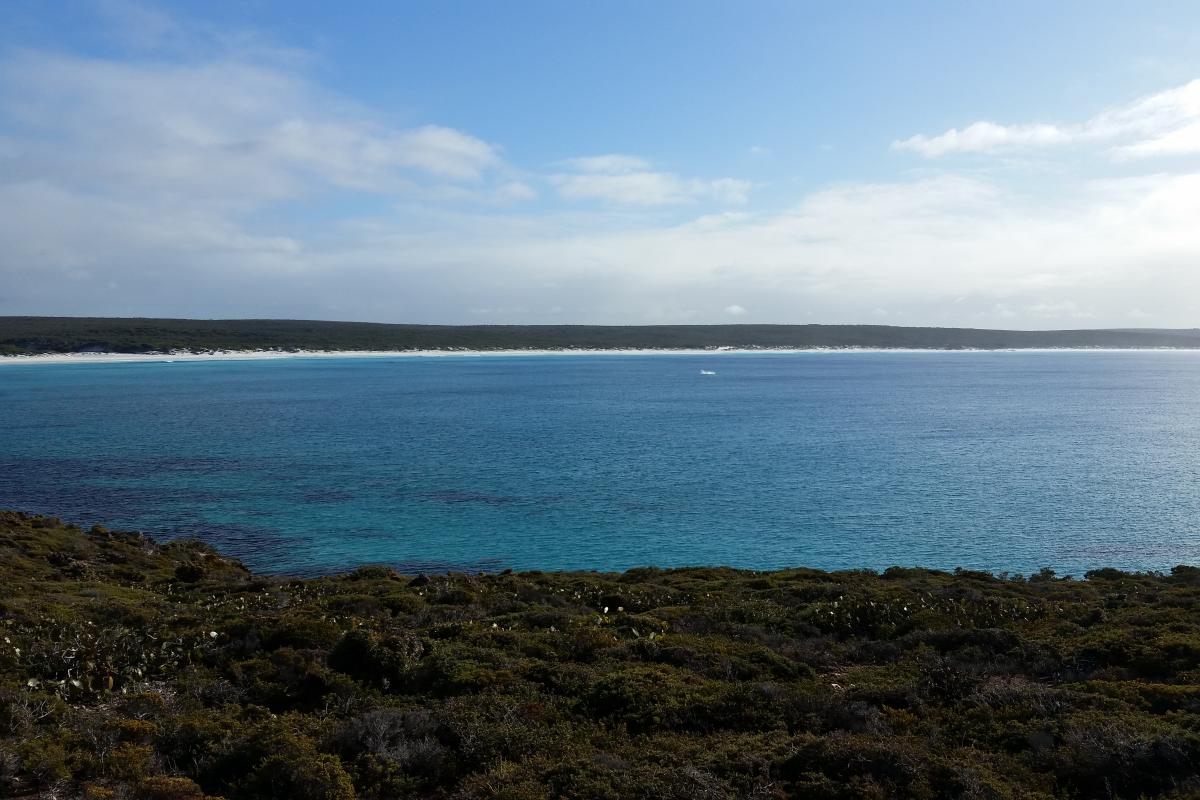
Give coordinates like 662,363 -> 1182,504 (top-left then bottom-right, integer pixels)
1115,121 -> 1200,159
1025,300 -> 1094,319
724,304 -> 747,315
550,153 -> 750,206
387,125 -> 500,181
551,172 -> 750,206
553,171 -> 690,205
894,79 -> 1200,159
0,50 -> 506,207
894,122 -> 1070,157
558,154 -> 651,174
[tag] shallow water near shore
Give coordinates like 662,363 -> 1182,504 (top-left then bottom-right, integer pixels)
2,350 -> 1198,575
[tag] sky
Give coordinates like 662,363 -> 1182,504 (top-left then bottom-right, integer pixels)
2,1 -> 1200,327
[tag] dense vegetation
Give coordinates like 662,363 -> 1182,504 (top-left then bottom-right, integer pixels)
4,317 -> 1200,355
2,511 -> 1200,799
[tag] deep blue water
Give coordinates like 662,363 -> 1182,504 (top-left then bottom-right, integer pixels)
2,351 -> 1199,576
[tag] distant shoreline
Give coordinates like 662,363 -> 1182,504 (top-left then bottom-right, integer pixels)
5,346 -> 1200,365
5,317 -> 1200,356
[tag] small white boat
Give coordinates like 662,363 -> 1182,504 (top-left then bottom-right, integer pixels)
700,369 -> 716,375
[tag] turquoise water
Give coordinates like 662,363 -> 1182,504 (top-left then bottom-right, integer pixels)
2,351 -> 1199,575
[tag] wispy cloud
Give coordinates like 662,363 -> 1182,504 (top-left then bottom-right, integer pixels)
894,79 -> 1200,159
894,122 -> 1071,158
95,0 -> 185,50
550,153 -> 751,206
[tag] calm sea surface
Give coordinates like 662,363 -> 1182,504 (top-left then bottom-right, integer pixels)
2,351 -> 1198,576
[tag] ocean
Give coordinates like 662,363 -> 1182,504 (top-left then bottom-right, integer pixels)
2,350 -> 1198,575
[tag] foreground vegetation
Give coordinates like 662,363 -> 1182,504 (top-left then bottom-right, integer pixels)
4,317 -> 1200,355
2,511 -> 1199,799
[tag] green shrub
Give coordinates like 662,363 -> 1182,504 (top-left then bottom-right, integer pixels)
19,737 -> 71,786
243,751 -> 355,800
135,775 -> 211,799
584,665 -> 715,733
328,630 -> 425,691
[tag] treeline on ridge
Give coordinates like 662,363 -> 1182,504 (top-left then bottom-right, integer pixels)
4,316 -> 1200,354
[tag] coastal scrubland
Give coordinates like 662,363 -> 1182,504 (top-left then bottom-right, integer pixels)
2,510 -> 1199,799
4,317 -> 1200,355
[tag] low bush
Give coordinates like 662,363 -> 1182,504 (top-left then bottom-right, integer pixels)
2,510 -> 1199,798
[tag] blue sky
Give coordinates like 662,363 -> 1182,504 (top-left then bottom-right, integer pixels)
2,1 -> 1200,326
